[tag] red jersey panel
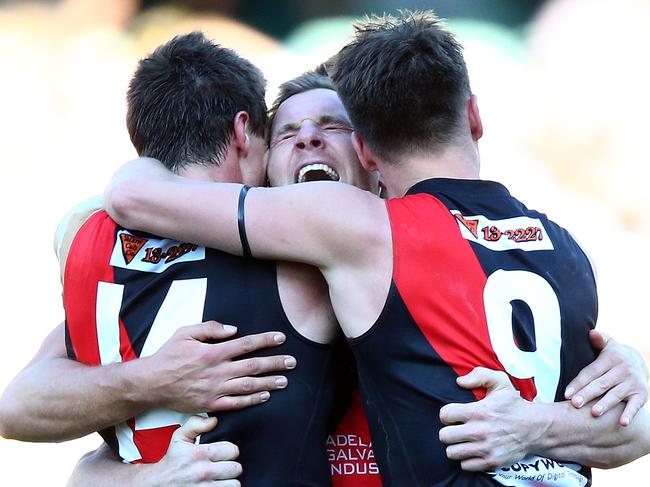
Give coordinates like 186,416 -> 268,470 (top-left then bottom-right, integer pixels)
330,389 -> 381,487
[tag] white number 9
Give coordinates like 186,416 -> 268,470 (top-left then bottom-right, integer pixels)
484,269 -> 562,403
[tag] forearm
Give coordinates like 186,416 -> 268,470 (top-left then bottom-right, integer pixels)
0,357 -> 154,442
530,401 -> 650,468
67,444 -> 155,487
105,158 -> 387,267
105,158 -> 241,254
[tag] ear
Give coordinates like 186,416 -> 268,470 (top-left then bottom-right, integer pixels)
233,111 -> 251,157
468,94 -> 483,141
352,132 -> 378,172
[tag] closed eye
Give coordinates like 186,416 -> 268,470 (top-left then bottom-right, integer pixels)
323,123 -> 352,132
271,131 -> 297,146
280,131 -> 297,140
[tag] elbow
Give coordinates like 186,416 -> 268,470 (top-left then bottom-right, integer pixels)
104,178 -> 142,229
0,396 -> 69,443
0,412 -> 10,440
591,457 -> 630,470
588,458 -> 618,470
0,390 -> 45,442
584,448 -> 647,469
0,394 -> 22,440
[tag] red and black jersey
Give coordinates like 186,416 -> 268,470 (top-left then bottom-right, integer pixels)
328,335 -> 383,487
330,389 -> 381,487
64,210 -> 337,486
350,179 -> 597,487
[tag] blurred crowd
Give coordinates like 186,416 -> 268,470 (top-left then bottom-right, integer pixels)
1,0 -> 648,484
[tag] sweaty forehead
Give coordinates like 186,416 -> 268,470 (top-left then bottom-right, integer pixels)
272,88 -> 350,132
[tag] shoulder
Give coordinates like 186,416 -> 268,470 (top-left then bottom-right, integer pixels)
55,195 -> 103,283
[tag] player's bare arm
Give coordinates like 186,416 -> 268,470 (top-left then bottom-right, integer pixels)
0,321 -> 294,442
105,157 -> 392,337
67,417 -> 242,487
439,367 -> 650,471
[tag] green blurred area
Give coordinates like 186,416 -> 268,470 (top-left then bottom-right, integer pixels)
138,0 -> 546,39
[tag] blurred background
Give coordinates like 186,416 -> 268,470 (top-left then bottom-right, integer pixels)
0,0 -> 648,484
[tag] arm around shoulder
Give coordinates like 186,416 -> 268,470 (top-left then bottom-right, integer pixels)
104,158 -> 243,255
106,159 -> 389,271
104,158 -> 175,231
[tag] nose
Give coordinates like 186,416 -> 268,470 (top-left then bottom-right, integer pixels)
294,123 -> 324,150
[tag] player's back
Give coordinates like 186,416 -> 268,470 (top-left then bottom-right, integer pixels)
351,178 -> 597,486
64,210 -> 337,486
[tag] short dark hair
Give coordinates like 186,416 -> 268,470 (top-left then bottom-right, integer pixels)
330,11 -> 471,158
267,65 -> 334,144
126,32 -> 267,173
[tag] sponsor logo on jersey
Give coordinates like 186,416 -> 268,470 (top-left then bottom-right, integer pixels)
452,211 -> 554,252
119,233 -> 148,264
111,230 -> 205,273
327,434 -> 379,477
489,455 -> 588,487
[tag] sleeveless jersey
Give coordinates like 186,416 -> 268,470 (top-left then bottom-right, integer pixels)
64,210 -> 337,486
350,179 -> 598,487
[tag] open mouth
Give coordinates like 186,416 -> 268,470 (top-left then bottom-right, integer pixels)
296,163 -> 340,183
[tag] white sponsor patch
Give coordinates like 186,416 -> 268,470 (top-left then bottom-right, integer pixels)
489,456 -> 588,487
451,211 -> 554,252
110,230 -> 205,273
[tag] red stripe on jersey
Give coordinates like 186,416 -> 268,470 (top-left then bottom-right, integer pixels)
132,424 -> 180,463
386,194 -> 536,400
64,211 -> 138,364
64,211 -> 179,463
64,211 -> 117,365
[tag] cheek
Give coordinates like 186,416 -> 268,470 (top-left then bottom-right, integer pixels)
343,149 -> 365,176
266,151 -> 291,186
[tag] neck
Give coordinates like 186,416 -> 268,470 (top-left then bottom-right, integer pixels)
379,142 -> 480,198
178,152 -> 240,184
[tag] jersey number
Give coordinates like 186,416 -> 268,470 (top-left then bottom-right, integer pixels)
96,278 -> 207,462
483,270 -> 561,402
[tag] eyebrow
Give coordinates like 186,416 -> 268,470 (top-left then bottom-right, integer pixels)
272,115 -> 352,140
316,115 -> 352,128
273,122 -> 301,139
